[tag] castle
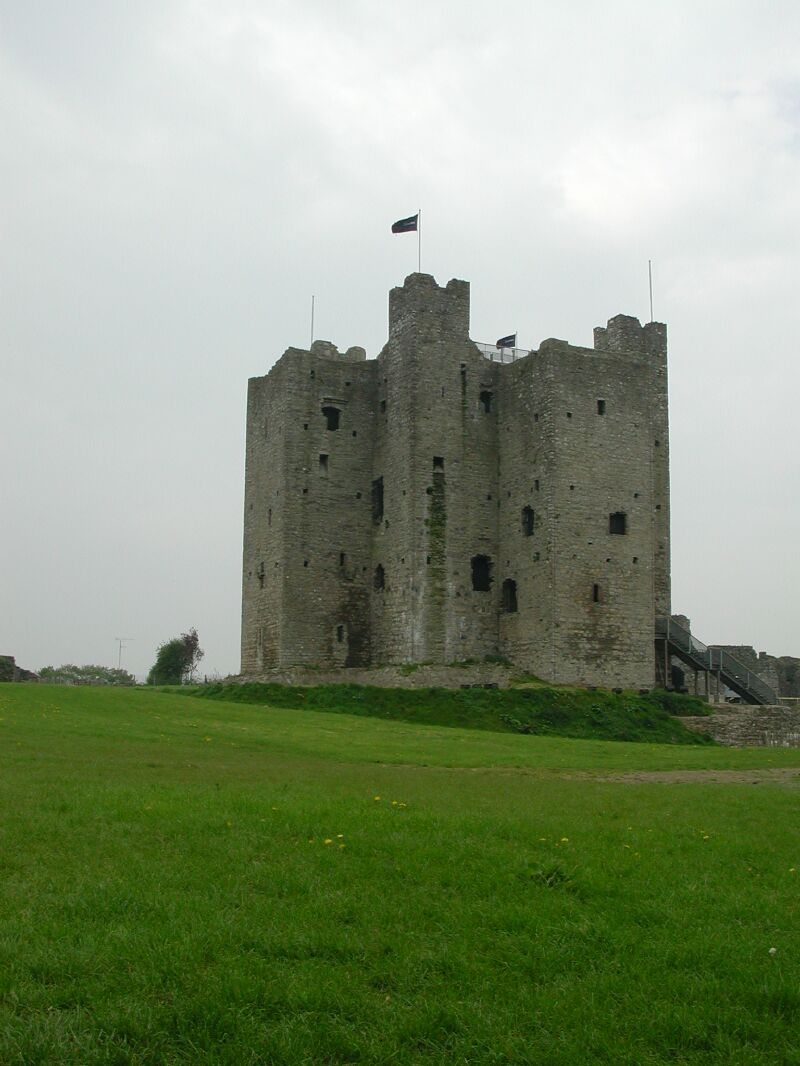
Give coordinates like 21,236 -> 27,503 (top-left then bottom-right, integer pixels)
241,273 -> 670,688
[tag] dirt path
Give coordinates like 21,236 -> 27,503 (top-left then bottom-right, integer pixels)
590,767 -> 800,785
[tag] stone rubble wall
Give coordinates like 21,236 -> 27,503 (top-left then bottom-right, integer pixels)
679,705 -> 800,747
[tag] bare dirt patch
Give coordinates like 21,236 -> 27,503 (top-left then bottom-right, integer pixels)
591,768 -> 800,786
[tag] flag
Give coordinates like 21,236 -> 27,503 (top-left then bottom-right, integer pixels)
496,333 -> 516,350
391,214 -> 418,234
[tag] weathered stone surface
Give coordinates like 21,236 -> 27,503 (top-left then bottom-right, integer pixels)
680,705 -> 800,747
241,273 -> 670,688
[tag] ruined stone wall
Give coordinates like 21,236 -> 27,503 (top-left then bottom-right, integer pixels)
242,273 -> 670,688
680,705 -> 800,747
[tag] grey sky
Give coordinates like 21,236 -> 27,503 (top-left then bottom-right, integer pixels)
2,0 -> 799,679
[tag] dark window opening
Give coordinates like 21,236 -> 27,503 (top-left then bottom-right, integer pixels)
336,625 -> 344,643
479,390 -> 493,413
355,491 -> 361,499
609,512 -> 627,535
502,579 -> 518,613
655,439 -> 660,447
303,560 -> 308,567
373,564 -> 385,590
372,477 -> 384,522
597,399 -> 606,415
460,366 -> 467,388
426,555 -> 431,565
471,554 -> 492,592
267,508 -> 272,527
567,412 -> 572,419
380,399 -> 386,413
319,453 -> 328,476
303,423 -> 308,430
302,488 -> 308,495
322,406 -> 340,431
339,552 -> 346,567
633,556 -> 638,564
310,369 -> 315,379
433,456 -> 444,472
534,413 -> 539,422
534,479 -> 539,491
352,430 -> 357,437
522,506 -> 535,536
592,583 -> 600,603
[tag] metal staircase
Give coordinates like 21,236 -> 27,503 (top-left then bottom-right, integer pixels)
656,616 -> 777,705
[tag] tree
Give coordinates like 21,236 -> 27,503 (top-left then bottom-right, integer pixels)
38,664 -> 136,685
147,629 -> 204,685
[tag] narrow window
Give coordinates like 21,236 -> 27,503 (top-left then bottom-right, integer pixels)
371,477 -> 384,522
322,406 -> 340,431
267,508 -> 272,527
522,506 -> 535,536
310,369 -> 315,379
373,564 -> 385,590
479,390 -> 493,413
303,423 -> 308,430
471,554 -> 492,592
319,453 -> 329,476
336,625 -> 344,643
609,512 -> 627,535
339,552 -> 346,567
597,399 -> 606,415
433,456 -> 444,472
592,584 -> 600,603
534,479 -> 539,491
502,579 -> 518,613
380,399 -> 386,412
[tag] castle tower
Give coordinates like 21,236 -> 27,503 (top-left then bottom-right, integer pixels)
241,273 -> 670,687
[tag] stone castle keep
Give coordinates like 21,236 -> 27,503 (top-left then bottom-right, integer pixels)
241,273 -> 670,688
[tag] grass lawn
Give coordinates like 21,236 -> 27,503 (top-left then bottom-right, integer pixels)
1,684 -> 799,1064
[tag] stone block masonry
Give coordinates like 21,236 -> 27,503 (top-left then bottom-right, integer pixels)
241,273 -> 670,688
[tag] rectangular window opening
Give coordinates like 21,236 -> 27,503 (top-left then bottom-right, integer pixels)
471,554 -> 492,592
336,625 -> 344,643
597,399 -> 606,415
371,477 -> 384,522
592,583 -> 600,603
433,456 -> 444,472
609,512 -> 627,535
319,453 -> 329,476
522,506 -> 535,536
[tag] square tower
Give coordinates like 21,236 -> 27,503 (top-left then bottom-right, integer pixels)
241,273 -> 670,687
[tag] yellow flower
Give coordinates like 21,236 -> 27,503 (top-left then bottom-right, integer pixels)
560,837 -> 569,842
392,801 -> 398,806
336,834 -> 344,838
323,838 -> 332,845
373,796 -> 381,801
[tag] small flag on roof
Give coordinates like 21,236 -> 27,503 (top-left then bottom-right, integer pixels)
391,214 -> 419,234
496,333 -> 516,350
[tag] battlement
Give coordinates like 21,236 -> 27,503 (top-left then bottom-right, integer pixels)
594,314 -> 667,357
388,273 -> 470,341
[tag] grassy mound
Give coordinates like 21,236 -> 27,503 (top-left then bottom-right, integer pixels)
186,682 -> 712,745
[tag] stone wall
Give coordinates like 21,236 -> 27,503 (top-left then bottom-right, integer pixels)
241,273 -> 670,688
680,705 -> 800,747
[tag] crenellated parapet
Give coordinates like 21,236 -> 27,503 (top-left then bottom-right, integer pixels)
388,273 -> 470,342
594,314 -> 667,358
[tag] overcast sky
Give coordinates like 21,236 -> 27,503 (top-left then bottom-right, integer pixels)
2,0 -> 799,679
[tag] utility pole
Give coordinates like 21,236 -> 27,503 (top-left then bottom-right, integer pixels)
115,637 -> 133,670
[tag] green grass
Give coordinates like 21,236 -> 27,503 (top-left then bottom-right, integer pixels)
1,684 -> 799,1064
184,681 -> 713,745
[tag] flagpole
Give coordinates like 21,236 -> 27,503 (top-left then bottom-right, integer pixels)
418,209 -> 421,273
